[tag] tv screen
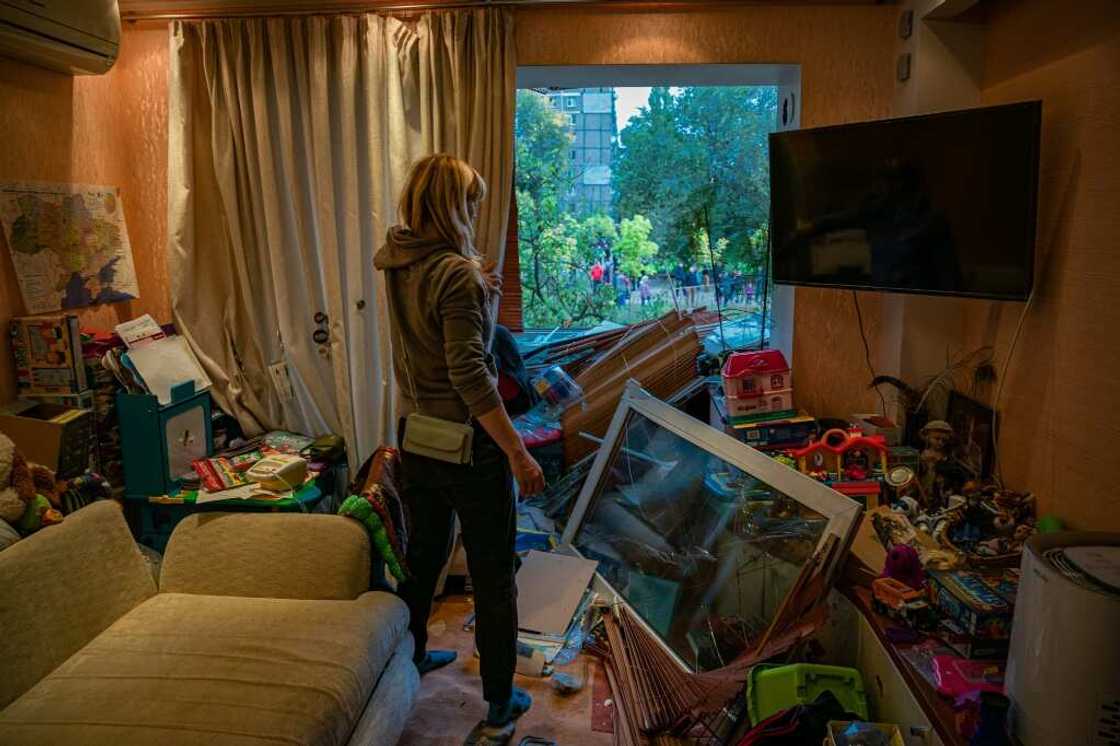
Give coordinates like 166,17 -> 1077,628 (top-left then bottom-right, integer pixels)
769,102 -> 1041,300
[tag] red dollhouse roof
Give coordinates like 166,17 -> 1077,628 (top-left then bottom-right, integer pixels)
722,349 -> 790,379
791,429 -> 888,459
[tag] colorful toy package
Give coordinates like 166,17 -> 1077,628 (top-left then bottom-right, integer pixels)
927,569 -> 1020,640
931,655 -> 1004,698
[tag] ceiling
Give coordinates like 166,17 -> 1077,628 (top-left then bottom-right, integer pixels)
119,0 -> 890,21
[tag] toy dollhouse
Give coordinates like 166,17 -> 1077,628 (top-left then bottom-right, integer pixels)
721,349 -> 793,419
790,428 -> 889,507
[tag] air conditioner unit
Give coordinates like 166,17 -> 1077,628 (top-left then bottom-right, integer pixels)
0,0 -> 120,75
1006,532 -> 1120,746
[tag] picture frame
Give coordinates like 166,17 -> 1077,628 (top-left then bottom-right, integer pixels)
946,390 -> 998,479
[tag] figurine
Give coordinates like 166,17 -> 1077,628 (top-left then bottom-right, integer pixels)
918,420 -> 955,505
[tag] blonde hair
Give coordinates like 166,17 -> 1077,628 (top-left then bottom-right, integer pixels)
399,154 -> 487,258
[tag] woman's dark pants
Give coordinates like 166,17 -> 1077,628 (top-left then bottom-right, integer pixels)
396,423 -> 518,705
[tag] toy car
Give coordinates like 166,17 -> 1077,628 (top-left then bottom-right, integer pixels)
872,577 -> 936,629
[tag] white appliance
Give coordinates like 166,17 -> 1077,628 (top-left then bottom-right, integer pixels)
1007,532 -> 1120,745
0,0 -> 120,75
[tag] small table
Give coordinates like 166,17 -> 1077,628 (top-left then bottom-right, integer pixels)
124,480 -> 324,552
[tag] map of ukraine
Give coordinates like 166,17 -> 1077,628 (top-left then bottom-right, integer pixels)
0,183 -> 140,314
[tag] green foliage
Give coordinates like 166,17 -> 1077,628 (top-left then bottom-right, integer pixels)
615,86 -> 776,273
515,86 -> 776,328
515,90 -> 573,197
517,91 -> 622,327
615,215 -> 659,279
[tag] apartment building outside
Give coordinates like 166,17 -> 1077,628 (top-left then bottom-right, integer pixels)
547,87 -> 617,217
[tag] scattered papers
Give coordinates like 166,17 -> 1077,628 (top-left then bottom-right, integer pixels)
195,484 -> 255,504
516,549 -> 598,636
114,314 -> 165,349
126,336 -> 211,405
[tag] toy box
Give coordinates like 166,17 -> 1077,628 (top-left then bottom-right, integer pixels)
937,618 -> 1011,660
9,315 -> 89,396
734,412 -> 817,450
927,570 -> 1019,640
721,349 -> 790,399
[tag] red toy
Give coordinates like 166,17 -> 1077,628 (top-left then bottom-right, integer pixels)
788,427 -> 889,507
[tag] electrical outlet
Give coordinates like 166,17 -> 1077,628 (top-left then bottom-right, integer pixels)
897,53 -> 912,82
268,361 -> 295,402
899,8 -> 914,39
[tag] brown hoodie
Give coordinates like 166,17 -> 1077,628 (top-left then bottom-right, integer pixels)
374,226 -> 501,423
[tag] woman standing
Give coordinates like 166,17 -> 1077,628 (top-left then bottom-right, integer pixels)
374,154 -> 544,728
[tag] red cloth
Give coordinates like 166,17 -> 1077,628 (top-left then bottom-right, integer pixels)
590,263 -> 603,282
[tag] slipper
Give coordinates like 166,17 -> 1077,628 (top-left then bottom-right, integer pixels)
415,650 -> 457,675
486,687 -> 532,727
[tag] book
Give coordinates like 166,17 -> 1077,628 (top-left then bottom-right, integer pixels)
114,314 -> 166,349
191,451 -> 261,493
9,315 -> 89,395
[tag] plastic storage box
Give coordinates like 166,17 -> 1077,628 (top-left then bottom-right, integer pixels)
746,663 -> 869,724
825,721 -> 906,746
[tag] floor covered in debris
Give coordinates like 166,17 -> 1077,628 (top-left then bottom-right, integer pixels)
399,595 -> 614,746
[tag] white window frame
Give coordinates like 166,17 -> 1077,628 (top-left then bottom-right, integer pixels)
559,380 -> 861,672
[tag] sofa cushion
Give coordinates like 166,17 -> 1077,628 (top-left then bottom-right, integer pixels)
0,590 -> 410,746
0,501 -> 156,709
160,512 -> 371,600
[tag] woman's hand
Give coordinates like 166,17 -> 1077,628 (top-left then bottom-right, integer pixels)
475,405 -> 545,496
509,447 -> 545,497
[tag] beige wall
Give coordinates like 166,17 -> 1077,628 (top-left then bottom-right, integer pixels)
960,0 -> 1120,529
516,4 -> 898,418
0,25 -> 170,403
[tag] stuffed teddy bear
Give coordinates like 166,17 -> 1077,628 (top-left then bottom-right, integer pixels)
0,433 -> 32,524
0,432 -> 63,535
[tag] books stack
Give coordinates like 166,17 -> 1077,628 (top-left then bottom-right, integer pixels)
710,393 -> 817,452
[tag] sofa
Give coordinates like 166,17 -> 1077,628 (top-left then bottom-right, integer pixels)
0,501 -> 419,745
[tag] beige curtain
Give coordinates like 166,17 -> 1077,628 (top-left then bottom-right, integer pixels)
167,10 -> 514,465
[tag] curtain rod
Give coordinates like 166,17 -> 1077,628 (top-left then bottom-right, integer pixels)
122,0 -> 885,22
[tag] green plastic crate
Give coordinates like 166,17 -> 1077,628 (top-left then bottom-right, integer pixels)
746,663 -> 869,724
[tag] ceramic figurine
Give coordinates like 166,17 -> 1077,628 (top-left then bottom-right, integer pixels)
918,420 -> 955,504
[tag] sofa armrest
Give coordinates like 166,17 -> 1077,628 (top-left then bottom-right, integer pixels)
159,512 -> 371,600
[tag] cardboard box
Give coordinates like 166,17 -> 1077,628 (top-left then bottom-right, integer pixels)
937,618 -> 1011,660
928,570 -> 1019,640
0,401 -> 92,479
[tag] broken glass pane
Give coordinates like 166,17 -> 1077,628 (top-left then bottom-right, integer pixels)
572,409 -> 827,672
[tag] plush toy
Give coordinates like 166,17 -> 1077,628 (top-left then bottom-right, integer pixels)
0,433 -> 33,524
30,462 -> 63,508
0,432 -> 63,535
882,544 -> 926,590
18,493 -> 63,534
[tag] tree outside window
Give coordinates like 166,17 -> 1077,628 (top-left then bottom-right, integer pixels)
515,85 -> 777,330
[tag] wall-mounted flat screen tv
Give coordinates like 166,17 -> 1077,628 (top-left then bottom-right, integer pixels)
769,101 -> 1041,300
